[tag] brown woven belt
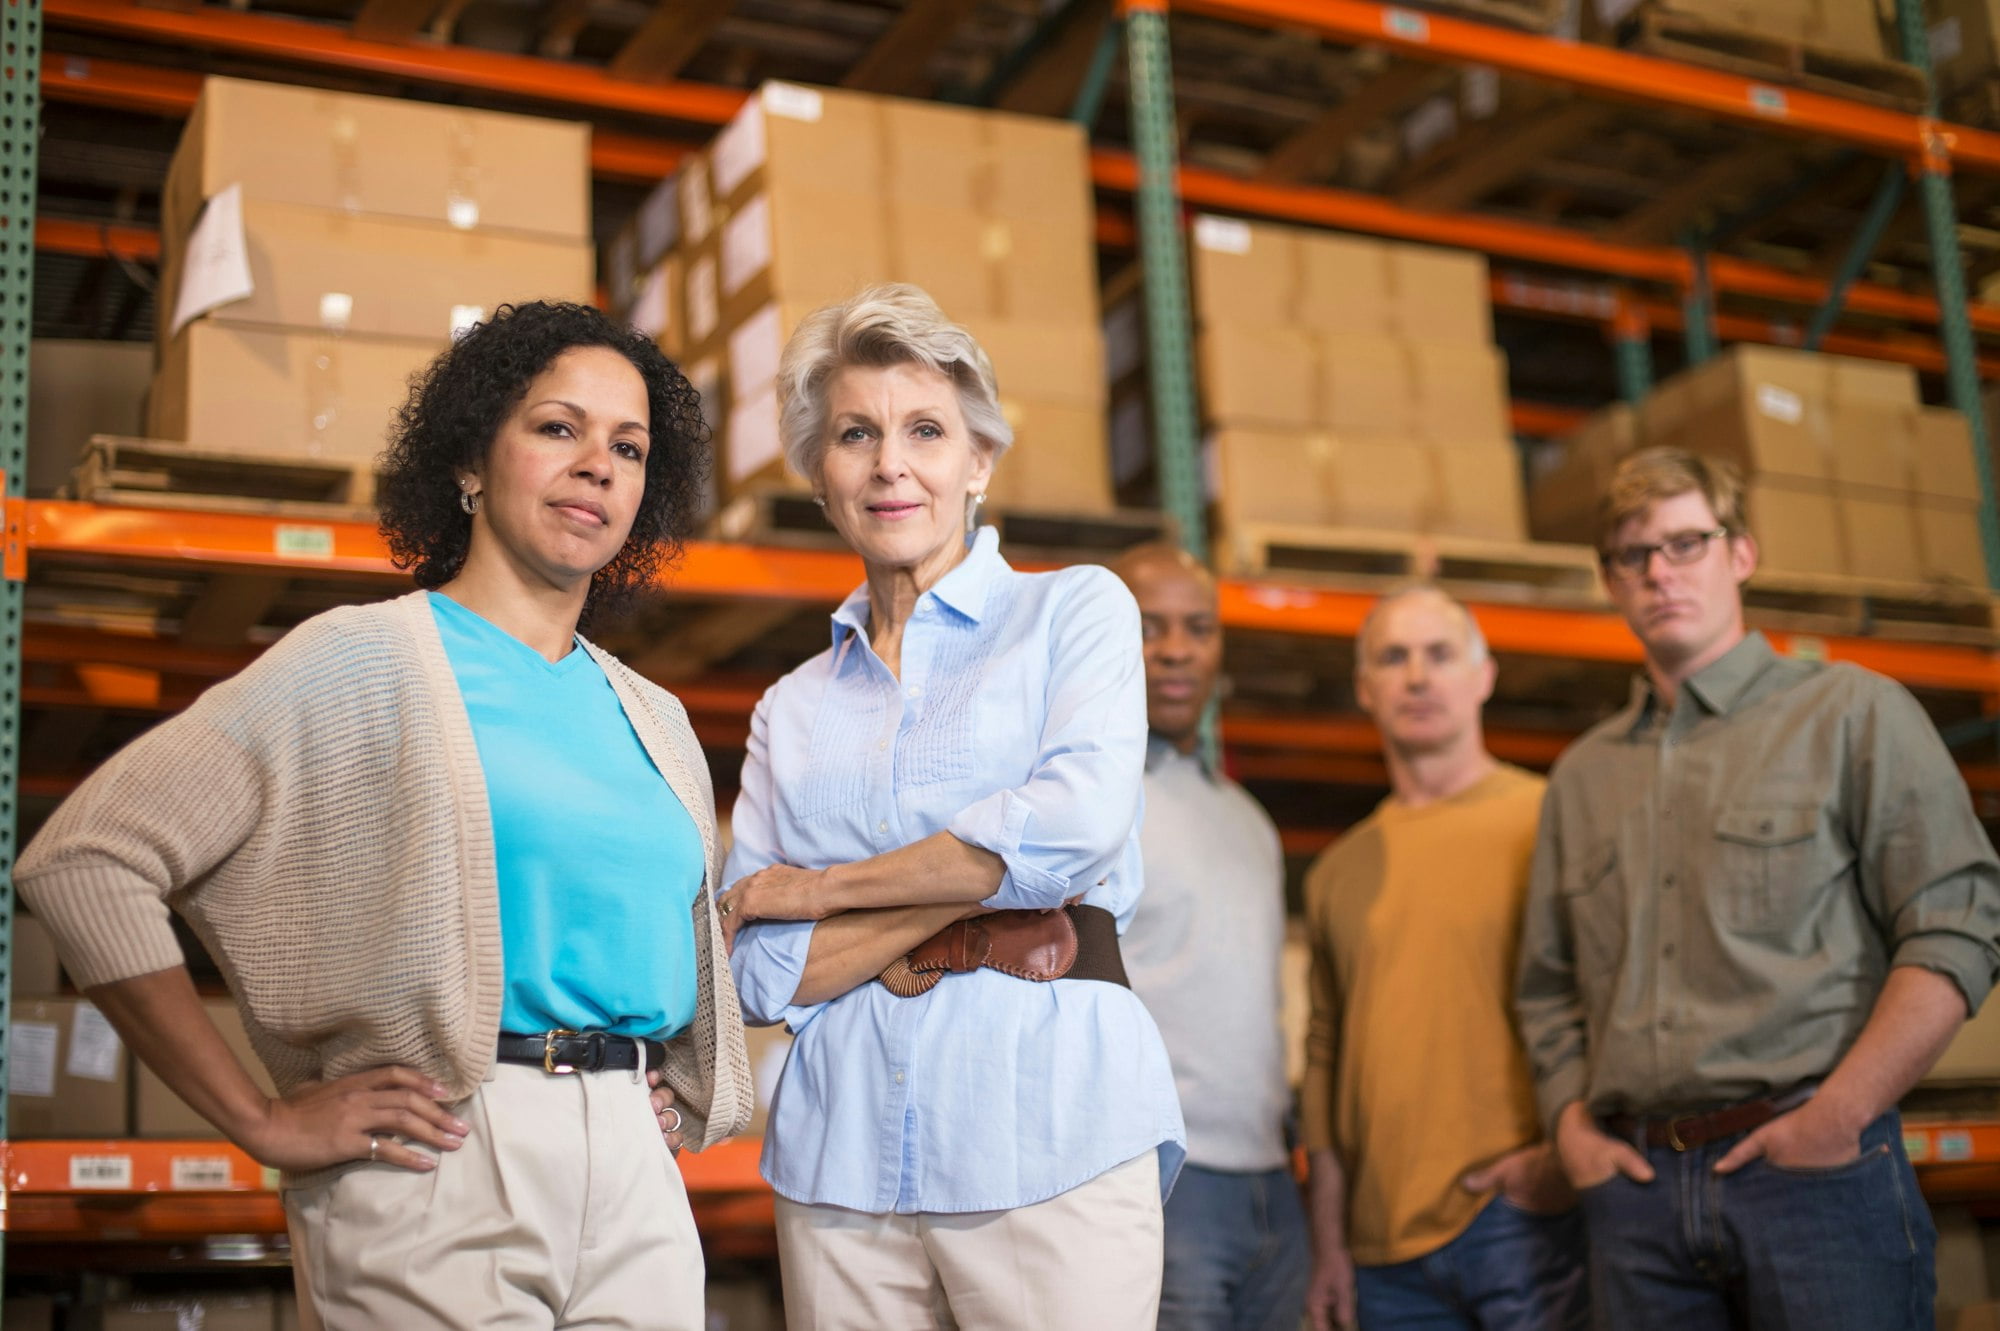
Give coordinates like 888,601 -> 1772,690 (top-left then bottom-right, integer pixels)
879,903 -> 1129,998
1602,1083 -> 1817,1152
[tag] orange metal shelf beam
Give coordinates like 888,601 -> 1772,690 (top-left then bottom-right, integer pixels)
1172,0 -> 2000,173
1091,152 -> 2000,338
45,0 -> 747,125
35,216 -> 160,263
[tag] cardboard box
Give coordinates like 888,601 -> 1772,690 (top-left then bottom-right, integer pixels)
1433,444 -> 1527,540
1827,402 -> 1917,492
161,199 -> 592,345
135,998 -> 279,1138
28,338 -> 151,496
1296,230 -> 1392,337
967,318 -> 1107,409
1927,0 -> 2000,95
1213,428 -> 1444,532
744,1022 -> 794,1138
1409,342 -> 1510,445
1320,334 -> 1415,437
1191,215 -> 1297,330
1808,0 -> 1884,57
1387,245 -> 1491,345
717,183 -> 892,332
1746,479 -> 1846,576
1917,497 -> 1991,584
1526,404 -> 1641,545
1646,347 -> 1834,481
1199,325 -> 1317,429
13,909 -> 63,997
1837,488 -> 1925,582
150,322 -> 444,465
163,76 -> 589,247
99,1292 -> 274,1331
1827,354 -> 1918,406
8,998 -> 129,1138
1915,407 -> 1985,502
990,398 -> 1114,513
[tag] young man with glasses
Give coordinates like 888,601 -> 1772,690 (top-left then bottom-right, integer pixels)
1515,446 -> 2000,1330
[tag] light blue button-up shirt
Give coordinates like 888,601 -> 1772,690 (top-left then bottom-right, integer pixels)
725,527 -> 1186,1214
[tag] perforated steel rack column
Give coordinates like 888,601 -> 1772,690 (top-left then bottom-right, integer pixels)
0,0 -> 40,1281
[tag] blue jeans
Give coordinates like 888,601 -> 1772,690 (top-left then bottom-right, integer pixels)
1354,1195 -> 1590,1330
1158,1163 -> 1311,1331
1579,1109 -> 1934,1331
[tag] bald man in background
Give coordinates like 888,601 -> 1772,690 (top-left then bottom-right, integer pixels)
1114,543 -> 1309,1331
1302,585 -> 1586,1331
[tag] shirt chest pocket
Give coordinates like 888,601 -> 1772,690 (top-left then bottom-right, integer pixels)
1712,805 -> 1828,931
1561,839 -> 1625,982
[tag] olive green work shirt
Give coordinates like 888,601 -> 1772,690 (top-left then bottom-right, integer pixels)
1514,632 -> 2000,1134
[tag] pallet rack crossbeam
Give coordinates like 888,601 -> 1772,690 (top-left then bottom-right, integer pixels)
1805,161 -> 1908,352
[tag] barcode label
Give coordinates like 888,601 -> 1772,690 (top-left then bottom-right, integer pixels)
171,1156 -> 235,1189
70,1155 -> 133,1189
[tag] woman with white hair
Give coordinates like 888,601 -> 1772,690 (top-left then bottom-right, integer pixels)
719,284 -> 1184,1328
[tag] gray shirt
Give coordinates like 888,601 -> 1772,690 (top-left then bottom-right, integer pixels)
1125,736 -> 1292,1172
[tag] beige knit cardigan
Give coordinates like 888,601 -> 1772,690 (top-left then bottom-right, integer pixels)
16,590 -> 754,1182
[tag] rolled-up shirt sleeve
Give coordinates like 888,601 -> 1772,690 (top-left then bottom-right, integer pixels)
1514,786 -> 1593,1138
947,569 -> 1147,912
723,695 -> 828,1032
1853,680 -> 2000,1016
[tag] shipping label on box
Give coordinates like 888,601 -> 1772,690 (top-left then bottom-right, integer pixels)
7,999 -> 129,1138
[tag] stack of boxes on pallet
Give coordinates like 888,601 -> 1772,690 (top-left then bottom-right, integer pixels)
617,81 -> 1110,517
149,77 -> 593,477
1601,0 -> 1887,58
1530,345 -> 1988,584
1190,213 -> 1522,568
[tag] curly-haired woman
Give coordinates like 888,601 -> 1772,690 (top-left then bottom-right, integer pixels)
17,300 -> 752,1330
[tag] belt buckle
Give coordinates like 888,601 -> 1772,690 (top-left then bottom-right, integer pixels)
543,1028 -> 579,1075
1666,1113 -> 1697,1152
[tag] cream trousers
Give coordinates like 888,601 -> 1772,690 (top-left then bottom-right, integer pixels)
773,1150 -> 1165,1330
285,1061 -> 703,1330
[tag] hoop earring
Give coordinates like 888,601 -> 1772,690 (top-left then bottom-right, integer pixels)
459,489 -> 480,515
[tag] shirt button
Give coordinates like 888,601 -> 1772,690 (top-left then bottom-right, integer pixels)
877,820 -> 888,835
907,684 -> 923,699
1759,818 -> 1775,834
1659,1015 -> 1673,1031
1662,943 -> 1676,959
895,1070 -> 905,1085
1662,874 -> 1676,889
1662,807 -> 1674,820
877,739 -> 888,752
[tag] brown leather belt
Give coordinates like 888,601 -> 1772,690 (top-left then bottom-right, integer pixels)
879,904 -> 1129,997
1602,1083 -> 1817,1152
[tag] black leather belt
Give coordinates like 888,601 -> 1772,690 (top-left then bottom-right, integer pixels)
496,1030 -> 668,1075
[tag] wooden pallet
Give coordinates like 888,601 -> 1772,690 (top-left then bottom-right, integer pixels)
1621,8 -> 1929,111
1222,522 -> 1608,605
67,435 -> 378,520
1403,0 -> 1569,33
1743,570 -> 2000,646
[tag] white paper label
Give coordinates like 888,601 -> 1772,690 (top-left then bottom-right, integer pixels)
171,1155 -> 236,1190
66,1002 -> 123,1083
69,1155 -> 133,1190
680,158 -> 714,246
763,81 -> 824,123
730,303 -> 785,402
1756,383 -> 1803,424
450,305 -> 485,340
9,1021 -> 57,1097
445,194 -> 479,231
170,183 -> 256,338
721,193 -> 773,297
1594,0 -> 1643,23
1932,17 -> 1964,63
727,384 -> 783,483
711,102 -> 769,200
629,265 -> 670,339
687,254 -> 720,344
1193,215 -> 1252,255
317,291 -> 354,332
275,525 -> 336,560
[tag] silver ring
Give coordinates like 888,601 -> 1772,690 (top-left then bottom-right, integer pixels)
367,1135 -> 379,1162
658,1106 -> 683,1133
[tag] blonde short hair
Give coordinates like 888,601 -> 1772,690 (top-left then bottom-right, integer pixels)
777,284 -> 1014,485
1598,446 -> 1748,549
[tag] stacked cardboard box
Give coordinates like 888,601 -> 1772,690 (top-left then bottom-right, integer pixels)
1922,0 -> 2000,95
1594,0 -> 1886,59
135,998 -> 280,1138
1190,214 -> 1522,549
646,81 -> 1110,513
150,77 -> 594,468
1528,346 -> 1989,584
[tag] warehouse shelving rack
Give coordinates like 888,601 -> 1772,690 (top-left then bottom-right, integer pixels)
10,0 -> 2000,1284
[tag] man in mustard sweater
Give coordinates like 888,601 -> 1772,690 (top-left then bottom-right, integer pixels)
1302,585 -> 1587,1331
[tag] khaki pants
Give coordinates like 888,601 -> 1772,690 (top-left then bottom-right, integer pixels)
285,1062 -> 703,1330
774,1150 -> 1165,1331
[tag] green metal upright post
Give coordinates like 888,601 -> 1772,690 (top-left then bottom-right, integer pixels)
1680,227 -> 1719,366
1122,0 -> 1207,563
1070,17 -> 1123,128
1612,292 -> 1653,405
1895,0 -> 2000,588
0,0 -> 40,1284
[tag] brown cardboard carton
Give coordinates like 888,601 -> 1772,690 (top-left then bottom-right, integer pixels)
1214,428 -> 1342,528
1296,231 -> 1392,337
8,998 -> 129,1137
892,204 -> 999,321
1827,355 -> 1919,406
136,998 -> 279,1138
13,909 -> 63,997
718,182 -> 892,331
1433,444 -> 1527,540
163,76 -> 589,248
1647,348 -> 1834,481
1332,436 -> 1436,530
1320,335 -> 1414,437
990,218 -> 1098,325
990,398 -> 1113,513
1808,0 -> 1884,57
967,318 -> 1108,409
1408,342 -> 1510,446
1838,488 -> 1925,582
1827,402 -> 1917,492
27,338 -> 150,495
1191,215 -> 1296,329
1745,479 -> 1845,576
161,200 -> 591,345
1527,404 -> 1641,545
150,322 -> 443,465
1199,325 -> 1317,429
883,98 -> 985,210
1387,245 -> 1491,345
1914,407 -> 1985,502
708,82 -> 889,212
1917,497 -> 1991,584
1928,0 -> 2000,95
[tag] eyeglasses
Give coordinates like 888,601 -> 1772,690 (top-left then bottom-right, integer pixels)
1599,528 -> 1729,579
